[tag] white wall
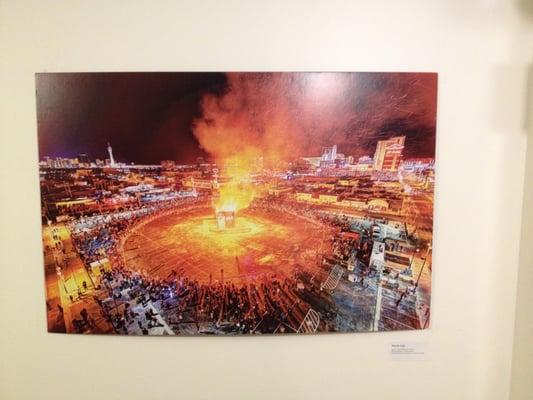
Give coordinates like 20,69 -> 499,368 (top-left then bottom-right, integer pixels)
0,1 -> 531,399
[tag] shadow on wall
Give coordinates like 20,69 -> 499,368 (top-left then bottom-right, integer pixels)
510,60 -> 533,400
515,0 -> 533,20
527,63 -> 533,131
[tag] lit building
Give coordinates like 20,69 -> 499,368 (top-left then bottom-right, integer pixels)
340,198 -> 367,209
318,193 -> 338,203
353,156 -> 373,172
358,155 -> 373,165
401,158 -> 434,173
321,145 -> 337,162
337,178 -> 359,187
268,186 -> 293,196
161,160 -> 176,170
43,156 -> 53,168
107,143 -> 116,167
54,157 -> 73,168
301,157 -> 322,167
295,192 -> 313,202
182,176 -> 214,190
373,136 -> 405,171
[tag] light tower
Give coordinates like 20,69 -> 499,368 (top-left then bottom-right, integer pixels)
107,142 -> 116,166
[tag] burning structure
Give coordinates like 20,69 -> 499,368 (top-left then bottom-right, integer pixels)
216,209 -> 236,230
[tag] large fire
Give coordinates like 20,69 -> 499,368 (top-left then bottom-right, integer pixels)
193,73 -> 364,216
215,179 -> 256,214
214,154 -> 258,214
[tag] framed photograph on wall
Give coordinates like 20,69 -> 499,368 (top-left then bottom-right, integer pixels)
36,72 -> 437,335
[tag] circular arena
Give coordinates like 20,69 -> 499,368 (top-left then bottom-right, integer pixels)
64,197 -> 425,335
120,205 -> 333,284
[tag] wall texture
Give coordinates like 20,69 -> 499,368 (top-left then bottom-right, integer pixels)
0,1 -> 531,399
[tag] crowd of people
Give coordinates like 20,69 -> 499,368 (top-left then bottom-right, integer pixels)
60,195 -> 337,334
83,259 -> 318,334
60,193 -> 418,334
69,197 -> 206,266
161,274 -> 312,334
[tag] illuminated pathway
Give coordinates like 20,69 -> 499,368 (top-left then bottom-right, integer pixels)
43,224 -> 114,333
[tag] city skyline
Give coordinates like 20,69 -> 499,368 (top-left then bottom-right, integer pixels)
36,72 -> 437,164
39,136 -> 433,174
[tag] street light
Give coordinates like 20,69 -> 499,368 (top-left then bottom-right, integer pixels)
414,244 -> 432,290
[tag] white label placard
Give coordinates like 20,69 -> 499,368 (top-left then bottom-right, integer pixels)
390,342 -> 428,361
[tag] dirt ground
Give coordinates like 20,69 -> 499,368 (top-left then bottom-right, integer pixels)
121,207 -> 333,284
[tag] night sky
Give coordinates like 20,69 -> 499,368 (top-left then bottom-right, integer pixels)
36,72 -> 437,164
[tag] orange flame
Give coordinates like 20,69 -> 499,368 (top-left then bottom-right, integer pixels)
215,154 -> 257,212
193,73 -> 358,213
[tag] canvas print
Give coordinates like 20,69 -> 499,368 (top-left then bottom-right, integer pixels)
37,72 -> 437,335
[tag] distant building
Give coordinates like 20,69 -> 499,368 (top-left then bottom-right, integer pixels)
373,136 -> 405,171
78,154 -> 90,165
107,143 -> 116,167
295,192 -> 313,202
268,186 -> 293,196
318,193 -> 338,203
340,198 -> 367,209
161,160 -> 176,170
358,156 -> 373,165
301,157 -> 322,167
353,155 -> 373,172
401,158 -> 434,173
321,145 -> 337,162
43,156 -> 53,168
182,176 -> 214,190
53,157 -> 74,168
337,178 -> 359,187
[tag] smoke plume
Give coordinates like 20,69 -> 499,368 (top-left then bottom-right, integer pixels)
192,72 -> 437,165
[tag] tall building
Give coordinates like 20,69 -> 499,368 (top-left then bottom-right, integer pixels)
321,145 -> 337,162
43,156 -> 52,168
373,136 -> 405,171
107,143 -> 116,167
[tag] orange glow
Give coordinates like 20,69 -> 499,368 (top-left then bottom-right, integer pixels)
214,153 -> 258,213
121,208 -> 330,284
215,180 -> 256,213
